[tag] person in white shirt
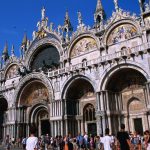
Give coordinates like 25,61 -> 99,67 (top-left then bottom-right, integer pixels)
101,128 -> 113,150
83,132 -> 88,149
26,126 -> 38,150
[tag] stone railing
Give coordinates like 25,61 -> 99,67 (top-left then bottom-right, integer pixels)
48,42 -> 150,78
0,83 -> 16,92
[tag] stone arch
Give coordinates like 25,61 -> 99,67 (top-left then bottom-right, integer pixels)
68,32 -> 100,59
61,75 -> 96,99
0,96 -> 8,139
127,97 -> 145,113
28,103 -> 51,136
103,19 -> 141,46
83,103 -> 96,122
98,61 -> 149,92
14,73 -> 54,106
25,37 -> 63,70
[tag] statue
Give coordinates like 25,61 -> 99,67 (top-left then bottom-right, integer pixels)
77,11 -> 82,25
145,3 -> 150,12
18,64 -> 30,77
114,0 -> 119,11
37,21 -> 41,31
50,22 -> 53,32
41,7 -> 45,20
57,25 -> 62,35
32,31 -> 36,40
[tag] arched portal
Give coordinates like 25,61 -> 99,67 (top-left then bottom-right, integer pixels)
83,104 -> 96,135
16,77 -> 52,138
65,78 -> 96,136
0,97 -> 8,140
29,104 -> 50,137
105,68 -> 147,133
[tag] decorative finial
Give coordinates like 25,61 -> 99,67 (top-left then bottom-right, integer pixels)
65,10 -> 69,21
77,11 -> 83,25
41,7 -> 46,20
2,42 -> 9,61
114,0 -> 119,12
3,42 -> 8,55
96,0 -> 103,12
11,45 -> 15,56
22,32 -> 27,46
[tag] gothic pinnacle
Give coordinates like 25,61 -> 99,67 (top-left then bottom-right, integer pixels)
11,44 -> 15,56
96,0 -> 103,12
114,0 -> 119,12
22,32 -> 27,46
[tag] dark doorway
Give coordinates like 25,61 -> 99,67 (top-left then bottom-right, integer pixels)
134,118 -> 143,135
87,123 -> 97,136
41,120 -> 50,135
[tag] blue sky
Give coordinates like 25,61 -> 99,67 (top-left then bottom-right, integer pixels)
0,0 -> 140,57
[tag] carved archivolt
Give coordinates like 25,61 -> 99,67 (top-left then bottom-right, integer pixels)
24,37 -> 63,69
14,73 -> 54,106
70,37 -> 98,58
19,81 -> 49,106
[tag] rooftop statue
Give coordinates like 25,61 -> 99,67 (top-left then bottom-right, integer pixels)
41,7 -> 46,20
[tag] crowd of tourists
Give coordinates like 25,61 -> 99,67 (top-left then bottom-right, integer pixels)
4,124 -> 150,150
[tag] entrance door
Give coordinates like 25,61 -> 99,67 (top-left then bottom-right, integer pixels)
87,123 -> 97,136
134,118 -> 143,134
41,120 -> 50,135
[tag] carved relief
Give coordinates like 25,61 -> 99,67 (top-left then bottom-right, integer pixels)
20,81 -> 50,106
70,37 -> 97,57
6,65 -> 19,79
107,24 -> 137,45
129,100 -> 145,112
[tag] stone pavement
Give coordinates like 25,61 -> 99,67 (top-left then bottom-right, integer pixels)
0,145 -> 22,150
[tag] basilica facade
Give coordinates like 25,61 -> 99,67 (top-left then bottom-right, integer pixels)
0,0 -> 150,139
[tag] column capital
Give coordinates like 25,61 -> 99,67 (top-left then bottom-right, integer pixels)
96,110 -> 106,117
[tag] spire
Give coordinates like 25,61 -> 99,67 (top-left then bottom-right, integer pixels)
3,42 -> 8,55
114,0 -> 119,12
94,0 -> 104,28
64,10 -> 73,32
77,11 -> 83,25
41,6 -> 46,20
22,32 -> 27,46
138,0 -> 146,13
11,45 -> 15,56
96,0 -> 103,12
2,42 -> 9,61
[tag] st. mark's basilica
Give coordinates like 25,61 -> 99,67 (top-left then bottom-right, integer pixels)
0,0 -> 150,140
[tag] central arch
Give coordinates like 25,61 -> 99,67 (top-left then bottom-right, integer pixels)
63,77 -> 96,136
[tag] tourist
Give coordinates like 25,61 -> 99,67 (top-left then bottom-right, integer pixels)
117,124 -> 132,150
5,135 -> 10,150
144,130 -> 150,150
64,135 -> 69,150
83,132 -> 88,149
101,128 -> 113,150
26,126 -> 38,150
76,133 -> 84,149
90,136 -> 95,150
11,137 -> 15,148
22,137 -> 27,150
